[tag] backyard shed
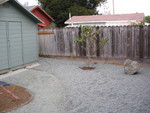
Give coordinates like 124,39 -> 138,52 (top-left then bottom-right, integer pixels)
0,0 -> 42,73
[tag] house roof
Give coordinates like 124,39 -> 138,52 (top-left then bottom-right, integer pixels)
0,0 -> 43,23
28,5 -> 55,22
65,13 -> 144,24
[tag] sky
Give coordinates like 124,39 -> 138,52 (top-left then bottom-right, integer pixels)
18,0 -> 38,6
18,0 -> 150,16
98,0 -> 150,16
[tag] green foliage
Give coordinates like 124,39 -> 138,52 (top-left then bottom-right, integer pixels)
75,26 -> 109,59
38,0 -> 106,27
130,21 -> 145,26
99,37 -> 109,47
75,26 -> 100,43
144,16 -> 150,23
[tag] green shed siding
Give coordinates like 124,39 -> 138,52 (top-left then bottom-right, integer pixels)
0,2 -> 39,72
8,21 -> 23,67
0,21 -> 9,70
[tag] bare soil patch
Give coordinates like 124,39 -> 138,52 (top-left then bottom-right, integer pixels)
80,67 -> 95,70
0,85 -> 33,113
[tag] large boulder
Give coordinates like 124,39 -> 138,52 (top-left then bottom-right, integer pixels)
124,59 -> 140,75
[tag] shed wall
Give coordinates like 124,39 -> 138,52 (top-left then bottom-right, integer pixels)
0,2 -> 38,72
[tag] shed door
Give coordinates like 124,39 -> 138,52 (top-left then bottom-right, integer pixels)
0,21 -> 9,70
8,22 -> 23,67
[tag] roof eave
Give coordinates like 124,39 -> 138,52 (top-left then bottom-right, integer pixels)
65,20 -> 137,24
30,5 -> 55,22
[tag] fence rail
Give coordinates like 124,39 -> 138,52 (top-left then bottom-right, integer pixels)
38,26 -> 150,63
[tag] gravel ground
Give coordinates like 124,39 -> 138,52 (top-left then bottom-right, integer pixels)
36,58 -> 150,113
0,64 -> 66,113
1,58 -> 150,113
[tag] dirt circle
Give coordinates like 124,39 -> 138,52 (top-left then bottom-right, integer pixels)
0,85 -> 33,113
80,67 -> 96,70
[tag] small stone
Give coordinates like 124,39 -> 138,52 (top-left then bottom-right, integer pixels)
124,59 -> 140,75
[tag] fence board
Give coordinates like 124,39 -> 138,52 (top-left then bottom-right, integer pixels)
39,26 -> 150,63
148,26 -> 150,57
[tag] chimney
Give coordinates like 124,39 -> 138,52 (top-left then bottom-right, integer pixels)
113,0 -> 115,15
69,12 -> 71,20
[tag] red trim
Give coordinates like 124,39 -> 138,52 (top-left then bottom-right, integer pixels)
38,23 -> 46,27
30,5 -> 55,22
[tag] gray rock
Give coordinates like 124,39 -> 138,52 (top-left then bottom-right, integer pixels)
124,59 -> 140,75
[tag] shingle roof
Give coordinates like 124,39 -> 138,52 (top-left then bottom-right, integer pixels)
65,13 -> 144,24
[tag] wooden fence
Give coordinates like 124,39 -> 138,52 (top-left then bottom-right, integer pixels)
38,26 -> 150,63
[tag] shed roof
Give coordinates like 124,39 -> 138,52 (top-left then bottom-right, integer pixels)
65,13 -> 144,24
0,0 -> 43,23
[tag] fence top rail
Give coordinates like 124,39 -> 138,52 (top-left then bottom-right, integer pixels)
39,25 -> 150,31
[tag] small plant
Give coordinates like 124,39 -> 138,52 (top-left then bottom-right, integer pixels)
75,26 -> 109,68
130,21 -> 145,26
